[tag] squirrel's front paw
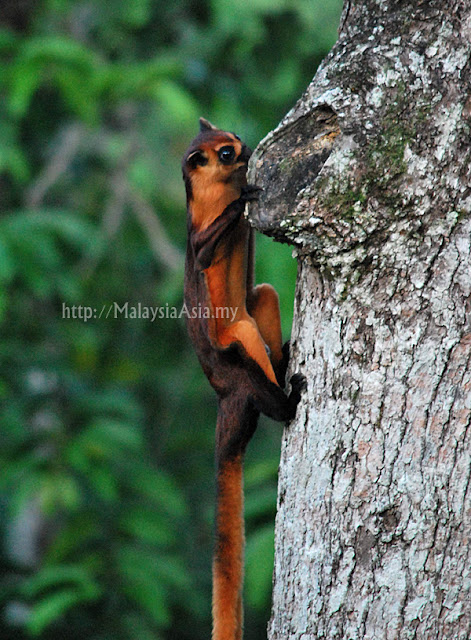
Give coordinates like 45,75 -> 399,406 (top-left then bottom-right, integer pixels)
288,373 -> 307,410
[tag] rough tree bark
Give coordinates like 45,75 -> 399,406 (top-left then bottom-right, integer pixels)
248,1 -> 471,639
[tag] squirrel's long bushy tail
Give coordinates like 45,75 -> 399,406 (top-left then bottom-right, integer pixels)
212,451 -> 244,640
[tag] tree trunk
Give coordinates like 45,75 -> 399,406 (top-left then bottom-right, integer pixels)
248,1 -> 471,638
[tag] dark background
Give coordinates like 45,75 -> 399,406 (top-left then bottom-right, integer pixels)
0,1 -> 342,638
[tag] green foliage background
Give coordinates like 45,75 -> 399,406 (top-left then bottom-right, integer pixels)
0,1 -> 341,638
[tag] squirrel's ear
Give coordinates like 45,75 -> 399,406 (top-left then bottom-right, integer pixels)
199,117 -> 218,132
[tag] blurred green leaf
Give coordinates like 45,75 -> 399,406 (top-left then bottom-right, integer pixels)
122,0 -> 152,28
124,462 -> 188,518
97,56 -> 183,101
245,486 -> 277,520
8,61 -> 40,117
156,80 -> 200,128
117,545 -> 171,627
119,507 -> 175,545
0,28 -> 17,52
245,458 -> 279,487
27,587 -> 100,636
0,144 -> 30,182
22,564 -> 100,598
44,516 -> 99,564
245,524 -> 275,611
0,210 -> 96,246
9,37 -> 100,118
122,613 -> 162,640
39,473 -> 81,514
88,466 -> 120,502
0,237 -> 15,282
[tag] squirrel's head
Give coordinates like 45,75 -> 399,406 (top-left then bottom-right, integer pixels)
182,118 -> 252,198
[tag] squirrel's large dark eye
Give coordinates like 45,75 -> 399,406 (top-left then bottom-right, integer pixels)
218,146 -> 235,164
